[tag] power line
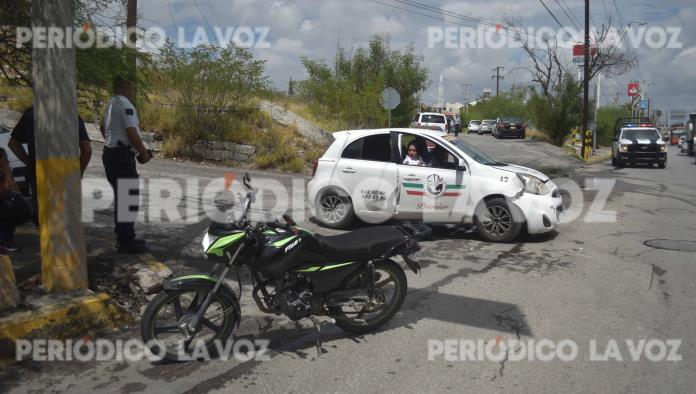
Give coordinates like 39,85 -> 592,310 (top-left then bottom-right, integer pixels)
191,0 -> 214,32
165,0 -> 178,31
611,0 -> 627,29
538,0 -> 567,30
553,0 -> 581,29
391,0 -> 488,26
367,0 -> 576,45
367,0 -> 470,27
559,0 -> 582,28
206,0 -> 223,28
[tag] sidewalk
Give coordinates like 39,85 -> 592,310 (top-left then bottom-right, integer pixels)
569,140 -> 612,164
1,225 -> 173,361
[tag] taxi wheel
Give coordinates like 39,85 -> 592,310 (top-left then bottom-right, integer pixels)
316,192 -> 354,229
475,198 -> 523,243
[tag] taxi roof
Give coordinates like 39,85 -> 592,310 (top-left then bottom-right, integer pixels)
334,128 -> 447,140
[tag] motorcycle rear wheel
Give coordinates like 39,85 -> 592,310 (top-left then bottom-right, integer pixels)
331,259 -> 407,333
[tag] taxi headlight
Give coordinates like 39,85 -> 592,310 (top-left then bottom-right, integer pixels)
660,145 -> 667,152
517,174 -> 550,195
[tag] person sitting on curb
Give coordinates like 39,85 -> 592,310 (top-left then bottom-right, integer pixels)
0,148 -> 31,254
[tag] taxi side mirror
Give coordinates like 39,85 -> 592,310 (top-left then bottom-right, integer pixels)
456,158 -> 467,172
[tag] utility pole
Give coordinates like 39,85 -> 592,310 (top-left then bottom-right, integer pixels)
126,0 -> 137,95
32,0 -> 87,292
492,67 -> 504,96
593,73 -> 601,152
463,83 -> 472,116
581,0 -> 590,160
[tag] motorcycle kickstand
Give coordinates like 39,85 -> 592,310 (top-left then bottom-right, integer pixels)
308,316 -> 334,357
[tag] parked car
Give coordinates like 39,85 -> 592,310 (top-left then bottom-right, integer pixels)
468,120 -> 481,134
671,128 -> 687,146
611,126 -> 667,168
479,119 -> 496,135
410,112 -> 447,133
0,125 -> 29,195
308,128 -> 563,242
680,137 -> 689,154
493,117 -> 526,139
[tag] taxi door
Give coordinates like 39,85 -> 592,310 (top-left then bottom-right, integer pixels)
392,132 -> 469,223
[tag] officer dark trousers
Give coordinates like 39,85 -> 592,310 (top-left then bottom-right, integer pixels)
102,144 -> 139,243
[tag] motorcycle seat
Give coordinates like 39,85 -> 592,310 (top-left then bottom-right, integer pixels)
313,226 -> 406,262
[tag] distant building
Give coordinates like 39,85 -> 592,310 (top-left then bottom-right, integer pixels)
445,102 -> 464,114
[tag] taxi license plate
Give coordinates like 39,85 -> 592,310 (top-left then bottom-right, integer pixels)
510,126 -> 517,129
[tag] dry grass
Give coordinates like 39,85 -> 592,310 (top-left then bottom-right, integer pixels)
273,95 -> 346,132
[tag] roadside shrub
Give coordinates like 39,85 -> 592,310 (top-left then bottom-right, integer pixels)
161,135 -> 183,158
156,42 -> 270,143
596,105 -> 632,146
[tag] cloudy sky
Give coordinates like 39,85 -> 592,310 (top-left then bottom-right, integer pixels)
136,0 -> 696,116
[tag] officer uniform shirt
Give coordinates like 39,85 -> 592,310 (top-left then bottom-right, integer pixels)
11,107 -> 91,169
103,95 -> 140,148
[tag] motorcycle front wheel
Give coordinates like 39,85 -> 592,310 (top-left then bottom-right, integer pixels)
140,289 -> 237,361
331,259 -> 407,333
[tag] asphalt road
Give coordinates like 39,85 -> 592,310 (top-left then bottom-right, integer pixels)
3,135 -> 696,393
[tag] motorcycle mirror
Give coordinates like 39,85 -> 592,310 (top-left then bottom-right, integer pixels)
243,172 -> 251,189
282,213 -> 296,225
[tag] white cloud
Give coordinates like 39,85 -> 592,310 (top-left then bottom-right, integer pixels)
138,0 -> 695,110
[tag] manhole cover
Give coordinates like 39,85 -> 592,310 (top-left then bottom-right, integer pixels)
644,239 -> 696,252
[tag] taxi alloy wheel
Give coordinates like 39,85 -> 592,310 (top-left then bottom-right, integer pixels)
317,192 -> 354,229
475,197 -> 523,242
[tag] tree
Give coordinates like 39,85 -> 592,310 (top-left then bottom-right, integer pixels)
0,0 -> 129,88
462,85 -> 532,124
505,15 -> 636,145
299,35 -> 429,130
156,42 -> 270,142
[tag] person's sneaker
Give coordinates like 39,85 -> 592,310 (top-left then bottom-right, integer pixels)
117,241 -> 147,254
1,240 -> 20,252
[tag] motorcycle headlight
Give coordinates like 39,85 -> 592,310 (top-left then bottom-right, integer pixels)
202,232 -> 212,251
517,174 -> 550,195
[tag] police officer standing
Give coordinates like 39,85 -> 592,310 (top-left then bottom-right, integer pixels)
101,76 -> 152,253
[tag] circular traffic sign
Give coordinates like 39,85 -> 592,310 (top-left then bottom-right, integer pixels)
381,87 -> 400,110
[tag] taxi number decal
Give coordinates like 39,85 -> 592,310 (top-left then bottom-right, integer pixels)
500,176 -> 509,183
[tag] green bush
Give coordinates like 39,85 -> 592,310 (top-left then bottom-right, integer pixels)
299,35 -> 429,130
596,105 -> 632,146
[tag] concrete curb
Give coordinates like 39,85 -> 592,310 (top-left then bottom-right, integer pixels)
583,152 -> 612,165
0,291 -> 134,359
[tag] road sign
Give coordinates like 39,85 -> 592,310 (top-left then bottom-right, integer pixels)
639,99 -> 648,110
627,83 -> 640,97
381,87 -> 400,128
572,44 -> 597,64
381,87 -> 400,110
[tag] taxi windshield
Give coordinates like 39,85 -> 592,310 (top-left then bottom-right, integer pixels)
446,138 -> 500,165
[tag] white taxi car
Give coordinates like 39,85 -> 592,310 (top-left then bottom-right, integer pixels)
307,128 -> 563,242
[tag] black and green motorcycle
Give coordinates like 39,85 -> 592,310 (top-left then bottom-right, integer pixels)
140,173 -> 430,360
